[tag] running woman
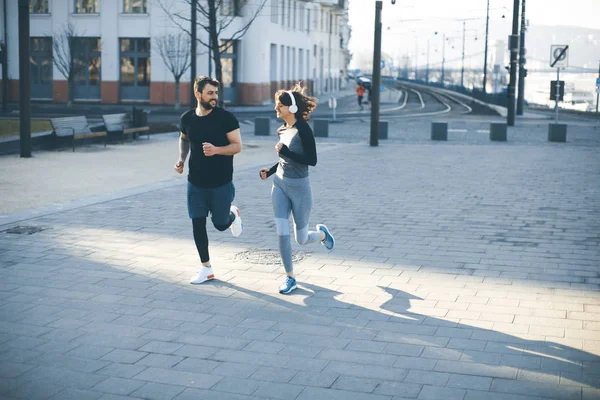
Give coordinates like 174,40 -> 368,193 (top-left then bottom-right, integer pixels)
259,83 -> 334,294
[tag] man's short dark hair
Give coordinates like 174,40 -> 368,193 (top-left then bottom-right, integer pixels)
194,76 -> 220,93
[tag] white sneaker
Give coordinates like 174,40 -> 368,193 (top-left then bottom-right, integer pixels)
230,205 -> 243,237
190,266 -> 215,284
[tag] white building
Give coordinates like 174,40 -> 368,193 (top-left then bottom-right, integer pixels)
0,0 -> 351,106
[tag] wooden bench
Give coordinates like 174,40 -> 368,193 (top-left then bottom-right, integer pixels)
102,112 -> 150,143
50,116 -> 107,152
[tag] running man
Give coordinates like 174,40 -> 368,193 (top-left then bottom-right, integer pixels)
175,76 -> 243,284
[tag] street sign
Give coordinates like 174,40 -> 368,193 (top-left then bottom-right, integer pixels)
380,60 -> 385,69
550,80 -> 565,101
550,45 -> 569,68
596,77 -> 600,85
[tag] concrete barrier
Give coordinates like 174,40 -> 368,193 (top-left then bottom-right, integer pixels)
379,121 -> 388,139
548,123 -> 567,143
490,123 -> 507,142
254,117 -> 270,136
431,122 -> 448,141
313,119 -> 329,137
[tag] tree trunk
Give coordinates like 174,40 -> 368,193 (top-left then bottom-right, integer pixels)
67,75 -> 74,108
175,78 -> 180,109
213,51 -> 223,107
207,0 -> 224,107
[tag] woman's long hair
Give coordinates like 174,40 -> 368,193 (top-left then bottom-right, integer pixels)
275,81 -> 318,122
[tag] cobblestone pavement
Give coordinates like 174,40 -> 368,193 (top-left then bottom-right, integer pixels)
0,117 -> 599,400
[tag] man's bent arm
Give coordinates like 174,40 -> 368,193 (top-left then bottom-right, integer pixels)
215,128 -> 242,155
179,133 -> 190,162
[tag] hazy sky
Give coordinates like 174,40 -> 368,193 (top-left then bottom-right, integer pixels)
348,0 -> 600,69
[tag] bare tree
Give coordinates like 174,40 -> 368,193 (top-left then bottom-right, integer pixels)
156,33 -> 192,109
52,23 -> 86,107
159,0 -> 267,106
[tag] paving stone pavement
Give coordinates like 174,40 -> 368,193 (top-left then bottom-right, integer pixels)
1,118 -> 600,400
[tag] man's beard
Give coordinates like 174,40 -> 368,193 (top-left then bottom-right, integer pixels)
200,99 -> 217,110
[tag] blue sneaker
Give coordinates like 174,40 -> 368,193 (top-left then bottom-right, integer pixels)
317,224 -> 334,251
279,276 -> 297,294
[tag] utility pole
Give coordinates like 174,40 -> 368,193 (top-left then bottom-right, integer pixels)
507,0 -> 520,126
2,0 -> 8,112
370,1 -> 382,147
516,0 -> 527,115
426,38 -> 430,83
461,21 -> 466,88
441,33 -> 446,87
190,0 -> 197,107
596,61 -> 600,112
414,37 -> 419,81
482,0 -> 490,94
18,0 -> 31,157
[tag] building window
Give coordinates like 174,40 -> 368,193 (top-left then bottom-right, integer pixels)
71,38 -> 102,99
280,45 -> 285,82
292,1 -> 296,30
281,0 -> 286,26
286,46 -> 290,81
270,0 -> 278,23
221,0 -> 241,17
75,0 -> 98,13
292,48 -> 296,80
306,9 -> 310,33
298,49 -> 304,81
29,0 -> 49,14
123,0 -> 147,13
298,3 -> 304,31
30,37 -> 53,99
120,38 -> 150,94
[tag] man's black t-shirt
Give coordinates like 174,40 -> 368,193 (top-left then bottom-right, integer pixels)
180,107 -> 240,188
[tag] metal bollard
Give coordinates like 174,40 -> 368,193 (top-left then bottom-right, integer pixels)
254,117 -> 270,136
548,123 -> 567,143
431,122 -> 448,141
379,121 -> 388,139
490,123 -> 507,142
313,119 -> 329,137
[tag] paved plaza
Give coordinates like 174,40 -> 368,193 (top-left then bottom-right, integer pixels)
0,116 -> 599,400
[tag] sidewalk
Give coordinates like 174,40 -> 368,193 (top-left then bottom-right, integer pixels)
0,120 -> 599,400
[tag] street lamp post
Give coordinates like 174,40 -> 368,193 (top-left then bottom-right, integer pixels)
370,0 -> 382,147
426,38 -> 430,83
190,0 -> 197,108
18,0 -> 31,158
461,21 -> 466,88
507,0 -> 520,126
482,0 -> 490,94
516,0 -> 527,115
438,32 -> 446,87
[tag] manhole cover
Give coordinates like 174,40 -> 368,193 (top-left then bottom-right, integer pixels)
3,226 -> 49,235
235,249 -> 308,265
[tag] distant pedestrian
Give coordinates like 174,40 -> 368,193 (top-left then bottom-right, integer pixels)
259,82 -> 335,295
367,87 -> 372,105
356,83 -> 365,111
174,76 -> 244,285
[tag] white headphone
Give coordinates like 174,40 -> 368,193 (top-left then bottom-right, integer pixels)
286,91 -> 298,114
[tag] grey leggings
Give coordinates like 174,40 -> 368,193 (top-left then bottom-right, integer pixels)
272,175 -> 322,273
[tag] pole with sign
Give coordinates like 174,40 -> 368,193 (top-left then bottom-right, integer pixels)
596,62 -> 600,112
550,45 -> 568,123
